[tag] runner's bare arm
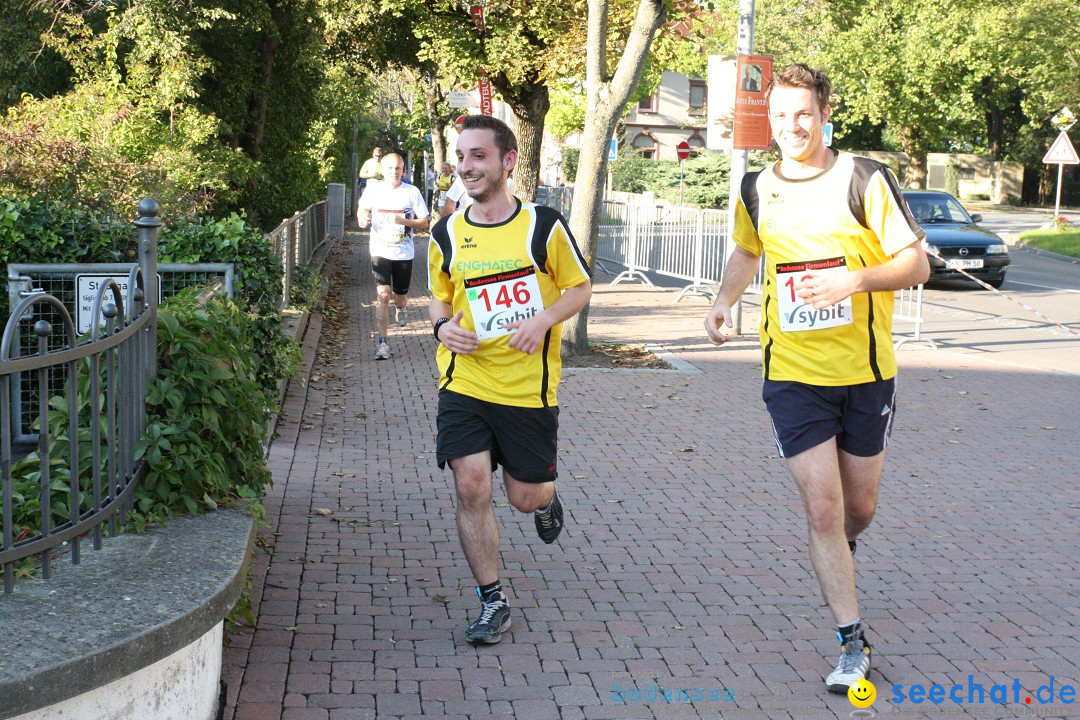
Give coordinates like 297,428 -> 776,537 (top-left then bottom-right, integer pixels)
796,242 -> 929,310
704,246 -> 760,346
505,280 -> 592,355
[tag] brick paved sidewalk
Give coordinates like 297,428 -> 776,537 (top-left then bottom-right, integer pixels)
222,230 -> 1080,720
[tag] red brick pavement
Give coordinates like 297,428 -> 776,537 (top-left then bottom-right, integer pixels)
222,230 -> 1080,720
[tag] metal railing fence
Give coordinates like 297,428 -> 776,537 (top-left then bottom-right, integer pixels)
6,264 -> 235,444
1,199 -> 162,594
267,200 -> 329,309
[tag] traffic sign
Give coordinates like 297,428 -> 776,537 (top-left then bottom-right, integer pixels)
608,137 -> 618,161
822,122 -> 833,147
448,92 -> 470,109
676,141 -> 691,161
1043,131 -> 1079,165
454,114 -> 469,132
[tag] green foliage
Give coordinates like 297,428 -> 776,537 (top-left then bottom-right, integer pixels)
1018,227 -> 1080,257
159,214 -> 297,394
547,81 -> 587,140
561,148 -> 580,185
945,160 -> 960,197
0,193 -> 138,318
289,265 -> 324,311
135,290 -> 273,528
611,151 -> 769,208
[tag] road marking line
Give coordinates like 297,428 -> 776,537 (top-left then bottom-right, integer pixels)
1006,281 -> 1080,294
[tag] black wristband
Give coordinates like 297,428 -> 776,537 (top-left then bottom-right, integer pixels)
433,317 -> 450,341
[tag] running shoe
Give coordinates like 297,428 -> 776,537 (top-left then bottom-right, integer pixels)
534,488 -> 564,544
826,625 -> 872,693
465,593 -> 511,644
396,307 -> 408,326
374,341 -> 390,360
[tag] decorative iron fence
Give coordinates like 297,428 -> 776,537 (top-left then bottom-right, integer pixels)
267,200 -> 329,310
1,199 -> 161,594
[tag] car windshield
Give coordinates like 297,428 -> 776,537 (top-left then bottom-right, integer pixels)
906,195 -> 973,224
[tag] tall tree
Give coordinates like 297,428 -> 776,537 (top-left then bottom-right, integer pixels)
562,0 -> 668,355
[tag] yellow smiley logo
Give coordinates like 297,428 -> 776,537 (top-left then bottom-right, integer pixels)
848,678 -> 876,708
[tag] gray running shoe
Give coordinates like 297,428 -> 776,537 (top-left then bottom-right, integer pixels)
374,341 -> 390,360
465,594 -> 511,644
396,307 -> 408,326
534,488 -> 564,544
826,625 -> 872,693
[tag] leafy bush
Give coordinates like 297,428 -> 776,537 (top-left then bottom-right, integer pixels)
289,265 -> 324,311
611,151 -> 770,208
135,290 -> 273,528
561,147 -> 580,184
155,213 -> 298,395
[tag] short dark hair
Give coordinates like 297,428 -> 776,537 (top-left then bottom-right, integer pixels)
766,63 -> 831,113
461,115 -> 518,158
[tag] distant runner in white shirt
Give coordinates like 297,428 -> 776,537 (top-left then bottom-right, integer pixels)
357,152 -> 429,360
442,175 -> 515,216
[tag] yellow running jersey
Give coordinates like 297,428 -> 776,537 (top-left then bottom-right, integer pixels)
733,151 -> 924,385
429,199 -> 590,408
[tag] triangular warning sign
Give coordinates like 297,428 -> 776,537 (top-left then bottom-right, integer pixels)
1043,131 -> 1080,164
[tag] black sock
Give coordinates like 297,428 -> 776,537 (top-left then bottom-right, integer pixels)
849,540 -> 857,555
477,581 -> 503,602
837,620 -> 865,645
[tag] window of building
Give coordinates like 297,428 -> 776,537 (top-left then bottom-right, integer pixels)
689,81 -> 707,116
638,92 -> 657,114
632,131 -> 658,160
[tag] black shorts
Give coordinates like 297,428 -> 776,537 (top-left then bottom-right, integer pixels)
762,378 -> 897,459
436,390 -> 559,483
371,257 -> 413,296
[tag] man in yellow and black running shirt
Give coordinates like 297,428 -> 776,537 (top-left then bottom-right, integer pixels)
704,63 -> 929,695
428,115 -> 591,646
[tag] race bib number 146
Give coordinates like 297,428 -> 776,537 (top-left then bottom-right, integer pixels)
465,267 -> 545,340
776,257 -> 854,333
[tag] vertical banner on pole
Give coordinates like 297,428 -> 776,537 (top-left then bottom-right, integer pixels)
478,76 -> 493,116
733,54 -> 773,150
470,4 -> 484,29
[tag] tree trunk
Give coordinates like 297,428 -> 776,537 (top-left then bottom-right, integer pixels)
562,0 -> 667,356
424,76 -> 452,172
893,124 -> 928,189
982,77 -> 1002,160
245,1 -> 283,227
491,77 -> 549,202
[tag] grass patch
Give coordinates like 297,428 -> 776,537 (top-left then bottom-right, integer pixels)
1018,228 -> 1080,258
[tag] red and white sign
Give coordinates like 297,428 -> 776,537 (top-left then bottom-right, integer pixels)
676,141 -> 691,161
470,4 -> 484,29
454,114 -> 469,132
1043,131 -> 1080,165
734,54 -> 773,151
478,76 -> 493,116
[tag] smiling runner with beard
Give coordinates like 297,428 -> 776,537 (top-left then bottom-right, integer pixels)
427,114 -> 591,646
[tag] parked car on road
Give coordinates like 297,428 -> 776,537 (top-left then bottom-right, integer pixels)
902,190 -> 1011,288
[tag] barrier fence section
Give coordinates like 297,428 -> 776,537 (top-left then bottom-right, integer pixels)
267,199 -> 329,310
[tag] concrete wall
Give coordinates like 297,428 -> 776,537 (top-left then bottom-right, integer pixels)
861,151 -> 1024,203
11,625 -> 223,720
